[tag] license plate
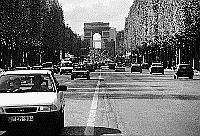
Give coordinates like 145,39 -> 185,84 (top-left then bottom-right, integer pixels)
8,116 -> 34,122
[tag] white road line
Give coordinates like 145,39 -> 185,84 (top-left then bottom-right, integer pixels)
84,70 -> 102,135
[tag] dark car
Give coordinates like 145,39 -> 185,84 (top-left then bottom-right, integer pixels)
141,63 -> 149,69
71,64 -> 90,80
42,62 -> 58,74
115,63 -> 125,72
108,63 -> 116,69
131,63 -> 142,73
174,64 -> 194,79
84,63 -> 96,72
149,63 -> 164,74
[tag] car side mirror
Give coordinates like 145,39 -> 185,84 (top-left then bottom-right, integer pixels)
57,85 -> 67,91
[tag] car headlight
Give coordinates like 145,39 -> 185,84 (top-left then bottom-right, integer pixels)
0,107 -> 5,114
38,105 -> 57,112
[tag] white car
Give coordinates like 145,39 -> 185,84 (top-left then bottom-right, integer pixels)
115,66 -> 125,72
0,70 -> 67,134
60,60 -> 73,75
149,63 -> 164,74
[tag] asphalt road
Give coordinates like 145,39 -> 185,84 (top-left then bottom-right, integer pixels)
1,68 -> 200,135
59,68 -> 200,136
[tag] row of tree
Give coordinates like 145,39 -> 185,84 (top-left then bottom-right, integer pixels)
0,0 -> 88,68
133,0 -> 200,69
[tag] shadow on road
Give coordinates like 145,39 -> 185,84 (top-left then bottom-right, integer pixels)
104,93 -> 200,101
2,126 -> 121,136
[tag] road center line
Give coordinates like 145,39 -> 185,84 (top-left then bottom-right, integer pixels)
84,70 -> 102,135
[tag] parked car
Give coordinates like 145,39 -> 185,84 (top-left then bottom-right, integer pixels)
141,63 -> 149,69
42,62 -> 58,74
174,64 -> 194,79
108,62 -> 116,69
71,64 -> 90,80
115,63 -> 125,72
149,63 -> 164,74
97,62 -> 105,69
31,65 -> 43,70
0,70 -> 67,133
84,63 -> 96,72
131,63 -> 142,73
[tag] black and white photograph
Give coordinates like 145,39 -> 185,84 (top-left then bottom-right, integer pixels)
0,0 -> 200,135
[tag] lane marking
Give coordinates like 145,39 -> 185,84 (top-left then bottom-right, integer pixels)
84,70 -> 102,135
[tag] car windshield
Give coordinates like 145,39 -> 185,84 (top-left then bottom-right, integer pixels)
0,74 -> 54,93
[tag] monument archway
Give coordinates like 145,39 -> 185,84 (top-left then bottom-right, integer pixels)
93,33 -> 101,49
84,22 -> 110,49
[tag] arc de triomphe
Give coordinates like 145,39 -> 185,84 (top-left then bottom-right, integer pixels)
84,22 -> 111,49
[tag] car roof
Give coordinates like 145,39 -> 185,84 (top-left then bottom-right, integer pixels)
2,70 -> 52,75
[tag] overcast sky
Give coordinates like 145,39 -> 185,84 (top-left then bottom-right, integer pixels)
58,0 -> 133,35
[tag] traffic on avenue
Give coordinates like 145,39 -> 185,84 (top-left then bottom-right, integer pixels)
0,63 -> 200,135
